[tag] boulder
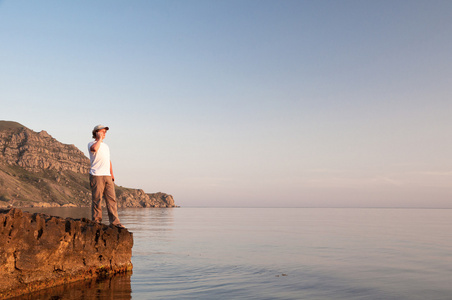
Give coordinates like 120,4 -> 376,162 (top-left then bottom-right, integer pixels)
0,208 -> 133,299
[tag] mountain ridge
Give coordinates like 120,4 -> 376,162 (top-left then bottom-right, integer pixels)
0,121 -> 175,208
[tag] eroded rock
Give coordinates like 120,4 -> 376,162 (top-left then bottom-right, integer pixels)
0,208 -> 133,299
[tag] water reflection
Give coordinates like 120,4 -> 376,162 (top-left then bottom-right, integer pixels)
120,208 -> 175,236
9,273 -> 132,300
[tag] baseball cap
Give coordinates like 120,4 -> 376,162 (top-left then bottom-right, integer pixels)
92,124 -> 109,135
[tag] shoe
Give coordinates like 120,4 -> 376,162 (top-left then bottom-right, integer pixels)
114,223 -> 125,229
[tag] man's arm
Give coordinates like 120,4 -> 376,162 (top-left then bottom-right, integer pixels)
110,161 -> 115,182
90,141 -> 101,152
90,133 -> 103,152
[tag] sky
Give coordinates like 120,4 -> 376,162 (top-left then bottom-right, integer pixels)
1,0 -> 452,208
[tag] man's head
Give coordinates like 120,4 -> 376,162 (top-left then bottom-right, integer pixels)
92,125 -> 109,139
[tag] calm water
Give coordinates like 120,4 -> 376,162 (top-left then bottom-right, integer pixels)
17,207 -> 452,299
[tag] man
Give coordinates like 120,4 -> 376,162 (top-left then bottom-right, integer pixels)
88,125 -> 124,228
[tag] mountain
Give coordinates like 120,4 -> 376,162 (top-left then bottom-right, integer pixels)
0,121 -> 175,208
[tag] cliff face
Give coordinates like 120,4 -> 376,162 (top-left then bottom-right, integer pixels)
0,122 -> 89,174
0,208 -> 133,299
0,121 -> 175,208
116,189 -> 175,208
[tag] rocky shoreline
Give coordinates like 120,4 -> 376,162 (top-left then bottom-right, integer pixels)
0,208 -> 133,299
0,189 -> 176,209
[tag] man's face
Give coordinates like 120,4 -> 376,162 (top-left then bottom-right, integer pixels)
98,129 -> 107,139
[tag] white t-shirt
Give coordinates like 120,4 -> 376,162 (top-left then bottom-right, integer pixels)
88,141 -> 111,176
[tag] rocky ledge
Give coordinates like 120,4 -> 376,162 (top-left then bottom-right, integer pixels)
0,208 -> 133,299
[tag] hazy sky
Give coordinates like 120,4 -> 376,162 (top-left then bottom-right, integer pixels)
1,0 -> 451,207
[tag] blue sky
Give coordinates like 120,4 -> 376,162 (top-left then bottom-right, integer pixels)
1,0 -> 452,207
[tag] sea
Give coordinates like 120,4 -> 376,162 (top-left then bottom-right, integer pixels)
12,207 -> 452,300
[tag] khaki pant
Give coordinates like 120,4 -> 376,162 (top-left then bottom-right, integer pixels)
89,175 -> 121,226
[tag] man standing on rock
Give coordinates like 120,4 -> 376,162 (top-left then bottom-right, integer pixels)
88,125 -> 124,228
